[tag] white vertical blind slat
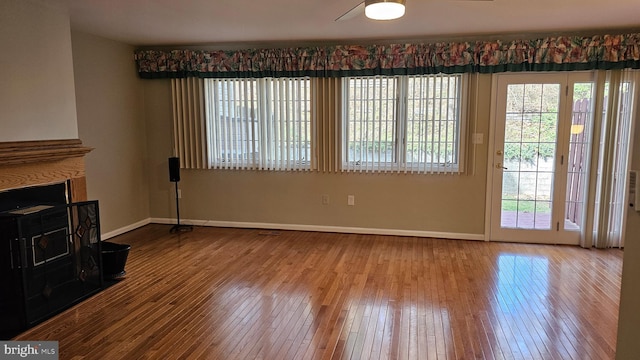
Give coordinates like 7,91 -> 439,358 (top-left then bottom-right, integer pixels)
224,80 -> 233,169
259,78 -> 268,169
424,76 -> 430,174
444,75 -> 452,174
239,79 -> 247,170
283,79 -> 290,169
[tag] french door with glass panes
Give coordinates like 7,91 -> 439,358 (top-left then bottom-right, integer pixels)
489,72 -> 595,244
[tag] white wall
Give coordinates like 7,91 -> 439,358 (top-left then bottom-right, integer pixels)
0,0 -> 78,141
143,76 -> 491,238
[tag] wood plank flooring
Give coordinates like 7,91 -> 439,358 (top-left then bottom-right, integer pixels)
14,225 -> 623,359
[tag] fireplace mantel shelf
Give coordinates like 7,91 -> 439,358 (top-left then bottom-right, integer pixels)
0,139 -> 93,166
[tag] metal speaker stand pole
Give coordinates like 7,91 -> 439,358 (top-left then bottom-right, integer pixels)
170,180 -> 193,233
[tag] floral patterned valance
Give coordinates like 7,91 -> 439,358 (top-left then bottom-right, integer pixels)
135,33 -> 640,78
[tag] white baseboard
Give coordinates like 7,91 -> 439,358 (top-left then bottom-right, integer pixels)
150,217 -> 484,241
101,218 -> 151,240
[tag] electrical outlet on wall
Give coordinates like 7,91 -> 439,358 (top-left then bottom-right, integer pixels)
348,195 -> 355,206
472,133 -> 484,145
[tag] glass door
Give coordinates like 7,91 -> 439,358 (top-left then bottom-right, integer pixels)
490,73 -> 594,244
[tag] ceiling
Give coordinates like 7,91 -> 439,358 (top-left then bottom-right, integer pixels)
64,0 -> 640,47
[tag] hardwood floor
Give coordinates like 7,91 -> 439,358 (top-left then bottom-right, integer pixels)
15,225 -> 623,359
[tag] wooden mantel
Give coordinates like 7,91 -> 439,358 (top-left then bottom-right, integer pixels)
0,139 -> 93,166
0,139 -> 93,201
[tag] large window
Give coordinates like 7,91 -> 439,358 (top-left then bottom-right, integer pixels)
201,74 -> 466,173
343,74 -> 466,173
204,77 -> 311,171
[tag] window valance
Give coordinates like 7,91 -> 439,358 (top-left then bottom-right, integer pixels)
135,32 -> 640,79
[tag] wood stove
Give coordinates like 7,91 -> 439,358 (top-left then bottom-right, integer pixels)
0,195 -> 103,339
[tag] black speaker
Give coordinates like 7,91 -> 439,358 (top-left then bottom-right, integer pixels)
168,157 -> 180,182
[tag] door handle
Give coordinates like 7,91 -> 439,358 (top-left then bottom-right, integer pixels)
496,163 -> 508,170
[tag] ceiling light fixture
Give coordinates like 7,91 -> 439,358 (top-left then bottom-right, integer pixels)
365,0 -> 406,21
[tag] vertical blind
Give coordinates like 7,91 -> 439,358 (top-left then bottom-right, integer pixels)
583,69 -> 639,248
311,78 -> 341,173
171,78 -> 208,169
204,77 -> 312,171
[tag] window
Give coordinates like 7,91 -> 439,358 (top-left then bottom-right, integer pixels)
342,74 -> 466,173
204,77 -> 311,171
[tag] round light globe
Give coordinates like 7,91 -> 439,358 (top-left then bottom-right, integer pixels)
365,1 -> 406,21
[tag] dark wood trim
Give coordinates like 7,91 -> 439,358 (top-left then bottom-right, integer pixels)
0,139 -> 93,166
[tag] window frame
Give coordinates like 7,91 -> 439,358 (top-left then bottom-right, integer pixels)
341,74 -> 468,174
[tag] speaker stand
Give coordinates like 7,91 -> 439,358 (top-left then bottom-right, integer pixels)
170,180 -> 192,233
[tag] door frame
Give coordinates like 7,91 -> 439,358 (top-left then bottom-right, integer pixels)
484,72 -> 594,244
